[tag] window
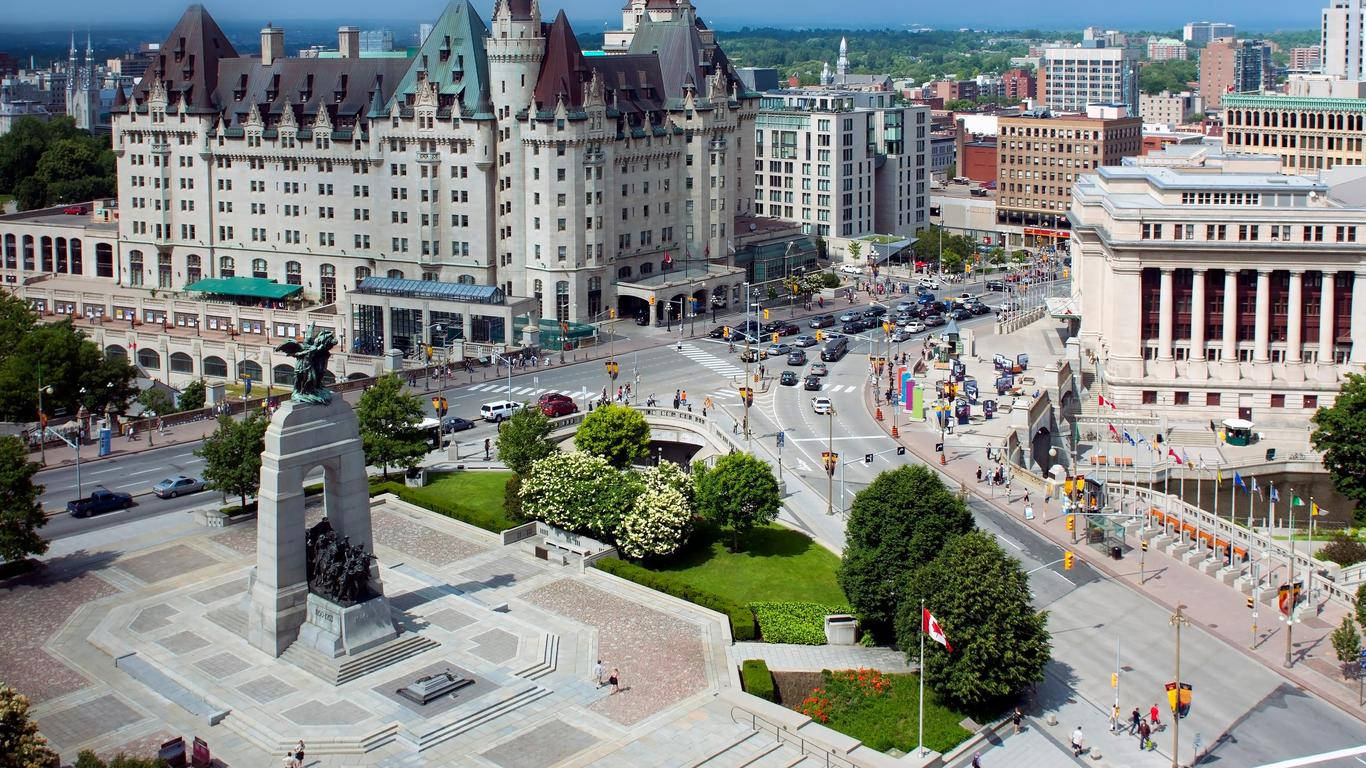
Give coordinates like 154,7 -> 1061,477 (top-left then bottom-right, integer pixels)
1174,391 -> 1189,405
1270,394 -> 1285,408
1206,392 -> 1221,407
1303,395 -> 1318,409
1141,390 -> 1157,405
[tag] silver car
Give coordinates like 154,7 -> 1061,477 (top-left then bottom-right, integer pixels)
153,475 -> 205,498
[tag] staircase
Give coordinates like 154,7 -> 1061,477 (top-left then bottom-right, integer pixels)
689,728 -> 826,767
1165,428 -> 1217,447
279,633 -> 439,685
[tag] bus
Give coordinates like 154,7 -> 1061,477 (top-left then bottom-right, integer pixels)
417,417 -> 442,448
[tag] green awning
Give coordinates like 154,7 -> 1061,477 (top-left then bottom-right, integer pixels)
185,276 -> 302,300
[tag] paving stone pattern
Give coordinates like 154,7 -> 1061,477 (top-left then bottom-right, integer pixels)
469,628 -> 520,664
194,651 -> 252,678
128,603 -> 180,634
523,579 -> 708,726
422,607 -> 477,632
116,544 -> 219,583
237,675 -> 297,704
480,719 -> 600,768
38,694 -> 143,745
281,698 -> 371,726
0,569 -> 118,703
189,577 -> 248,605
372,509 -> 487,566
457,557 -> 544,592
727,642 -> 914,673
156,630 -> 211,655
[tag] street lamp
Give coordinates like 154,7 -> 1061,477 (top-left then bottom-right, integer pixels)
36,368 -> 51,465
1169,604 -> 1189,768
824,404 -> 837,516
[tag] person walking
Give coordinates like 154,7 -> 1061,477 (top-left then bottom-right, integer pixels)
1109,704 -> 1121,734
483,438 -> 491,461
1011,707 -> 1023,734
592,659 -> 605,687
1070,726 -> 1085,757
294,740 -> 305,767
1129,707 -> 1142,735
609,668 -> 621,695
976,465 -> 983,483
1149,703 -> 1162,730
1137,719 -> 1151,751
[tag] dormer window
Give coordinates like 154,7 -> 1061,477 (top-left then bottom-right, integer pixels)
439,36 -> 451,61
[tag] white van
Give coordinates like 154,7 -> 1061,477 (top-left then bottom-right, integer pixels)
480,400 -> 522,422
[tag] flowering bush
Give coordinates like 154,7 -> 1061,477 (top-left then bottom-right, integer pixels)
828,668 -> 892,703
519,451 -> 637,538
800,688 -> 831,723
617,467 -> 693,558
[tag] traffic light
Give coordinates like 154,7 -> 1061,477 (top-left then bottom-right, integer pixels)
431,396 -> 448,417
1063,550 -> 1075,570
649,295 -> 657,306
1246,595 -> 1255,610
883,322 -> 893,334
771,333 -> 780,344
1140,538 -> 1148,552
815,330 -> 824,341
609,308 -> 617,319
1065,514 -> 1075,532
739,387 -> 753,407
723,326 -> 731,339
763,309 -> 771,321
606,360 -> 619,379
822,451 -> 838,475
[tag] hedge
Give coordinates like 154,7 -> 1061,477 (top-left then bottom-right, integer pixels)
592,557 -> 756,641
750,601 -> 852,645
740,659 -> 775,701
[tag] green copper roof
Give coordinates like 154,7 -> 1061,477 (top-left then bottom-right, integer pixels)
186,277 -> 302,300
1223,93 -> 1366,112
391,0 -> 493,118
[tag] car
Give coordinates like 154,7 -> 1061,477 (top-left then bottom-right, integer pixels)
706,325 -> 730,338
863,305 -> 887,318
837,264 -> 864,275
903,320 -> 926,333
740,348 -> 762,363
998,300 -> 1021,312
67,487 -> 133,517
841,322 -> 865,335
787,349 -> 807,366
793,334 -> 818,347
929,300 -> 951,314
952,307 -> 973,321
838,311 -> 861,323
768,322 -> 800,336
809,314 -> 837,328
804,376 -> 823,391
766,342 -> 792,357
480,400 -> 523,422
894,301 -> 915,313
811,396 -> 834,414
780,370 -> 799,386
918,277 -> 941,289
62,205 -> 89,215
956,292 -> 973,304
809,362 -> 829,376
969,302 -> 991,316
442,415 -> 477,433
924,313 -> 946,327
890,329 -> 913,343
153,475 -> 204,499
916,293 -> 936,305
539,397 -> 578,416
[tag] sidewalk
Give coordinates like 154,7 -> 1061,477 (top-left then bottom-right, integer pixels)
726,642 -> 912,673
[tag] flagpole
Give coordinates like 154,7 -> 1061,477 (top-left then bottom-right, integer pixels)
918,599 -> 926,757
1232,473 -> 1238,533
1307,498 -> 1316,615
1246,479 -> 1253,530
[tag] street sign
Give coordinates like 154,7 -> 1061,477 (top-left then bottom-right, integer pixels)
776,431 -> 786,448
864,453 -> 873,464
896,446 -> 906,455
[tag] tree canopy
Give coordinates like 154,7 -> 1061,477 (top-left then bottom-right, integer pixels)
196,413 -> 268,511
496,406 -> 554,475
0,435 -> 46,562
574,404 -> 651,468
895,530 -> 1051,716
0,116 -> 115,210
0,683 -> 58,768
694,453 -> 781,550
356,374 -> 429,479
1138,59 -> 1198,96
838,464 -> 975,635
1310,373 -> 1366,526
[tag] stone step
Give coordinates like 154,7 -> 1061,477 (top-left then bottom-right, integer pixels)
686,728 -> 766,767
1167,429 -> 1216,447
514,633 -> 559,680
397,684 -> 552,751
280,633 -> 439,686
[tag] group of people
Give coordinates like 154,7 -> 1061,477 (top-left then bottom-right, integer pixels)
591,659 -> 624,695
281,740 -> 305,768
1115,704 -> 1166,751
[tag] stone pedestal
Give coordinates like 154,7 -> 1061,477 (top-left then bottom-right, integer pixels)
296,593 -> 397,658
248,398 -> 380,657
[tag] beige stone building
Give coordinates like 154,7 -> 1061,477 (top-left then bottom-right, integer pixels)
1223,93 -> 1366,174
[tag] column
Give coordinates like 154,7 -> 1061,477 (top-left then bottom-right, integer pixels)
1287,270 -> 1303,363
1158,268 -> 1174,360
1190,269 -> 1206,360
1352,272 -> 1366,364
1221,269 -> 1237,362
1253,269 -> 1271,363
1319,271 -> 1335,363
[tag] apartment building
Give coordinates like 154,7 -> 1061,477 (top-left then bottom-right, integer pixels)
753,90 -> 929,239
1139,90 -> 1200,127
996,107 -> 1141,234
1223,93 -> 1366,173
1200,38 -> 1273,111
1071,150 -> 1366,425
1322,0 -> 1366,79
1037,44 -> 1139,115
1183,21 -> 1236,46
1146,37 -> 1188,61
1291,45 -> 1323,72
1001,68 -> 1037,102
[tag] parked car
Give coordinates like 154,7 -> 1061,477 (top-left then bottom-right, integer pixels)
809,362 -> 829,376
793,334 -> 818,347
811,396 -> 834,414
986,280 -> 1007,292
804,376 -> 823,391
442,415 -> 477,433
67,486 -> 133,518
809,314 -> 837,329
787,349 -> 808,366
480,400 -> 522,422
780,370 -> 799,386
153,475 -> 204,499
903,320 -> 927,333
62,205 -> 89,215
766,342 -> 793,357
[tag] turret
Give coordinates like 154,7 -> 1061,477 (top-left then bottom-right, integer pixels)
487,0 -> 544,114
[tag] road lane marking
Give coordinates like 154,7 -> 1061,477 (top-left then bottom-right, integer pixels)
790,435 -> 886,442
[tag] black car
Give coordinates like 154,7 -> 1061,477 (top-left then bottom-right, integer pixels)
804,375 -> 823,391
780,370 -> 799,386
775,322 -> 800,336
952,307 -> 973,321
809,314 -> 837,328
787,349 -> 808,366
442,416 -> 476,433
841,322 -> 865,334
969,302 -> 991,316
986,280 -> 1007,292
929,300 -> 951,314
707,325 -> 730,338
924,313 -> 946,327
635,314 -> 650,326
863,305 -> 887,318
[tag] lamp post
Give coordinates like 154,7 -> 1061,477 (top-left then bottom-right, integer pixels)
825,404 -> 837,516
37,367 -> 49,465
1170,604 -> 1189,768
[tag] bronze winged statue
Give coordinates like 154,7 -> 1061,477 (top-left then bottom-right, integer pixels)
276,323 -> 337,404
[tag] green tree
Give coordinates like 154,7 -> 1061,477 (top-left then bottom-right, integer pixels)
847,240 -> 863,264
1139,59 -> 1198,95
1358,583 -> 1366,628
693,453 -> 781,550
195,413 -> 268,511
0,436 -> 46,562
177,379 -> 206,412
136,388 -> 176,418
0,683 -> 59,768
618,461 -> 695,559
574,404 -> 650,468
1310,373 -> 1366,526
355,374 -> 428,479
519,451 -> 640,539
0,296 -> 136,422
838,464 -> 975,636
496,406 -> 554,475
895,530 -> 1051,716
945,98 -> 976,112
1330,615 -> 1362,679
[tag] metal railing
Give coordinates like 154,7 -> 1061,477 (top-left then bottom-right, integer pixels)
727,706 -> 856,768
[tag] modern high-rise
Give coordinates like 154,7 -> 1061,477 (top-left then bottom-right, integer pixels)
753,90 -> 929,239
1037,44 -> 1139,115
1322,0 -> 1366,80
1183,21 -> 1236,46
1199,38 -> 1272,110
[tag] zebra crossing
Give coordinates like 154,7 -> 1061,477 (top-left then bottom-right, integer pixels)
466,383 -> 547,396
675,343 -> 745,378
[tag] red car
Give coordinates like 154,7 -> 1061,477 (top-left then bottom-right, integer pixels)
538,392 -> 578,416
63,205 -> 88,215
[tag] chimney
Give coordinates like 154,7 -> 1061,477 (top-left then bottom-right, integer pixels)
339,27 -> 360,59
261,24 -> 284,67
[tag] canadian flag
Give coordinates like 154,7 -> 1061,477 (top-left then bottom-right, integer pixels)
1098,395 -> 1116,410
922,608 -> 953,652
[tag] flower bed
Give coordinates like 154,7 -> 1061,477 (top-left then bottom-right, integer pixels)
790,669 -> 972,754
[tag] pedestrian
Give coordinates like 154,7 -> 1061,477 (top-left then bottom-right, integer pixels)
593,659 -> 605,687
681,389 -> 687,403
1011,707 -> 1023,734
609,668 -> 621,695
294,740 -> 305,766
1149,703 -> 1161,730
1024,490 -> 1031,505
971,753 -> 982,768
483,438 -> 491,460
1071,726 -> 1085,757
976,465 -> 983,483
1137,719 -> 1151,751
1109,704 -> 1120,733
1129,707 -> 1142,735
283,752 -> 296,768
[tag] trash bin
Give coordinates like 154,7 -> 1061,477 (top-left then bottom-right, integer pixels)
824,614 -> 859,645
1110,546 -> 1122,561
1265,448 -> 1276,461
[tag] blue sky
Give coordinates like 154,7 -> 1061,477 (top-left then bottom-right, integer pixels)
0,0 -> 1316,29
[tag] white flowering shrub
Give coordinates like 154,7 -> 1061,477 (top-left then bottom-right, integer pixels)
617,461 -> 695,558
520,451 -> 636,538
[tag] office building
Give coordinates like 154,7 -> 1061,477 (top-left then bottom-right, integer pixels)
1139,90 -> 1200,127
736,67 -> 780,93
1037,44 -> 1139,115
1070,149 -> 1366,424
930,131 -> 955,180
1223,92 -> 1366,173
1291,45 -> 1323,72
930,79 -> 979,102
1322,0 -> 1366,80
359,29 -> 394,52
1146,37 -> 1188,61
996,107 -> 1142,236
1183,21 -> 1236,46
754,89 -> 929,239
1200,38 -> 1272,111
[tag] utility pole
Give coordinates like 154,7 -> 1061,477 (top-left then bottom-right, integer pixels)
825,406 -> 836,516
1170,604 -> 1188,768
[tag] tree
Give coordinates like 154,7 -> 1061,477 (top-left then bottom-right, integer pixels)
1310,373 -> 1366,526
178,379 -> 206,412
496,406 -> 554,475
838,464 -> 975,636
195,413 -> 268,511
519,451 -> 639,539
355,374 -> 428,479
0,436 -> 46,562
945,98 -> 977,112
618,461 -> 695,559
847,241 -> 863,264
1358,583 -> 1366,629
0,116 -> 115,211
694,453 -> 780,550
574,404 -> 650,468
1330,615 -> 1362,679
895,530 -> 1051,716
1139,59 -> 1198,95
0,296 -> 136,422
0,682 -> 58,768
136,388 -> 176,418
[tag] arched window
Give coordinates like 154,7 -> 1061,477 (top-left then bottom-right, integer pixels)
186,253 -> 202,284
555,280 -> 570,322
238,360 -> 263,381
458,274 -> 476,284
252,258 -> 268,279
285,260 -> 301,285
136,348 -> 161,370
3,234 -> 14,269
55,238 -> 67,273
128,250 -> 144,286
355,266 -> 371,284
272,364 -> 295,385
169,352 -> 193,373
203,355 -> 228,378
21,235 -> 34,270
40,236 -> 52,272
69,239 -> 82,275
219,256 -> 235,277
386,269 -> 404,279
105,344 -> 128,360
320,264 -> 337,303
95,242 -> 113,277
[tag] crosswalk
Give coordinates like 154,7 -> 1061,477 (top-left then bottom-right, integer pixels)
675,343 -> 745,378
466,382 -> 547,396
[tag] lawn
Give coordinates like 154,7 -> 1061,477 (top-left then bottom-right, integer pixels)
785,669 -> 972,755
393,469 -> 518,532
648,523 -> 846,605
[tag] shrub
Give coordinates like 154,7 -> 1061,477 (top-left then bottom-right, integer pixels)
1318,532 -> 1366,566
740,659 -> 775,701
592,557 -> 756,640
503,474 -> 524,522
820,272 -> 842,288
751,601 -> 851,645
1358,583 -> 1366,628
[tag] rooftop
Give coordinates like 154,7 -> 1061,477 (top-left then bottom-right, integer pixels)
352,277 -> 506,305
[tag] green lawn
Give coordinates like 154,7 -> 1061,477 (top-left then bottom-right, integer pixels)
648,523 -> 846,605
396,470 -> 518,532
806,670 -> 972,754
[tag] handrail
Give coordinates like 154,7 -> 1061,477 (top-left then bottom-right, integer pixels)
727,705 -> 857,768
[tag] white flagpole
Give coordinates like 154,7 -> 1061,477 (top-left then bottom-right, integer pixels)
918,599 -> 926,757
1232,474 -> 1238,531
1247,479 -> 1254,530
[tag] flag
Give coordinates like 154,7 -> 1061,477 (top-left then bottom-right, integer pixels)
1182,449 -> 1191,465
1122,429 -> 1136,446
1099,394 -> 1116,410
1108,423 -> 1120,439
1270,484 -> 1280,503
922,608 -> 953,652
1216,468 -> 1223,485
1168,448 -> 1183,464
1292,493 -> 1305,507
1234,472 -> 1246,490
1251,477 -> 1261,497
1137,433 -> 1148,445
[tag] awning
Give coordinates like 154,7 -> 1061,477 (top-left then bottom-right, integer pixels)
185,276 -> 302,300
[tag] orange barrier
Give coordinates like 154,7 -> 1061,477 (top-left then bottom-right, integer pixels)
1197,530 -> 1214,546
1232,545 -> 1248,560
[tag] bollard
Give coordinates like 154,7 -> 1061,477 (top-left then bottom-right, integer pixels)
891,425 -> 899,438
875,407 -> 883,421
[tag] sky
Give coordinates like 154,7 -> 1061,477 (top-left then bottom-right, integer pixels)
0,0 -> 1318,30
